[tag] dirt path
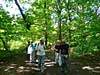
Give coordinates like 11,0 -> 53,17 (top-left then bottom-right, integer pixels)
0,53 -> 100,75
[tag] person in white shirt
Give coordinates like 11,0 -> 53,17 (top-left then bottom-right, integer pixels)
36,40 -> 45,72
27,41 -> 35,63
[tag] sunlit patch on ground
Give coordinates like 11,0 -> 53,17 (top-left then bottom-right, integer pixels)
24,60 -> 29,63
45,61 -> 56,67
70,62 -> 81,65
4,64 -> 17,71
92,66 -> 100,73
16,66 -> 31,73
82,66 -> 100,73
31,67 -> 40,71
25,58 -> 56,67
82,66 -> 93,70
0,61 -> 4,64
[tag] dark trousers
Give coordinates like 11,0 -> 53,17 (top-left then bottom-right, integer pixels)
37,55 -> 45,72
61,55 -> 69,71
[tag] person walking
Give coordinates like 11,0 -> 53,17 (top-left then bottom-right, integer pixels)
27,41 -> 35,64
54,40 -> 62,66
60,39 -> 70,73
36,40 -> 46,72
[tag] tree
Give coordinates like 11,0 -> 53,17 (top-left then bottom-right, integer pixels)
0,7 -> 13,50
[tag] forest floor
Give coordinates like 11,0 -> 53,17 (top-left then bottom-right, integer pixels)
0,51 -> 100,75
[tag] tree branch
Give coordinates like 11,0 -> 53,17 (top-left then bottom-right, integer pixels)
14,0 -> 30,30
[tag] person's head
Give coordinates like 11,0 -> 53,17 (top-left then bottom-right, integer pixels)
61,39 -> 65,44
28,41 -> 30,44
40,39 -> 44,45
56,40 -> 61,45
31,41 -> 34,44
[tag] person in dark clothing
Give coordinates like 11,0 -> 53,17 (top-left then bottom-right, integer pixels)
60,39 -> 70,73
54,40 -> 62,66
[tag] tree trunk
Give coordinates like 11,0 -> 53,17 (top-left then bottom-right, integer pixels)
58,14 -> 62,40
67,0 -> 71,44
57,0 -> 62,40
2,40 -> 9,50
44,0 -> 48,47
0,37 -> 9,50
14,0 -> 30,30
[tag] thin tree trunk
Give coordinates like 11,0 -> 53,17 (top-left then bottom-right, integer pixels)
14,0 -> 30,30
58,12 -> 62,40
66,0 -> 71,44
0,37 -> 9,50
57,0 -> 62,40
44,0 -> 48,47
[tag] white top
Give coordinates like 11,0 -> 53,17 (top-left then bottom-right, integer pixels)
36,44 -> 45,56
27,43 -> 35,54
97,7 -> 100,15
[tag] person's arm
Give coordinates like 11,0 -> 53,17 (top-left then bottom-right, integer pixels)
35,44 -> 40,51
54,45 -> 59,52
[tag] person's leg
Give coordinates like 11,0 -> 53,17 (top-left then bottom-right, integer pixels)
38,55 -> 41,69
30,51 -> 35,63
40,55 -> 45,72
30,53 -> 33,63
55,52 -> 58,63
58,54 -> 62,66
34,51 -> 37,63
60,55 -> 64,72
55,52 -> 59,66
63,55 -> 68,73
32,51 -> 35,62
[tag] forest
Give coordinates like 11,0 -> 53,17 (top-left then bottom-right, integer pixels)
0,0 -> 100,75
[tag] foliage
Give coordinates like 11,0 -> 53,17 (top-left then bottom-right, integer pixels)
0,50 -> 16,61
0,0 -> 100,56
